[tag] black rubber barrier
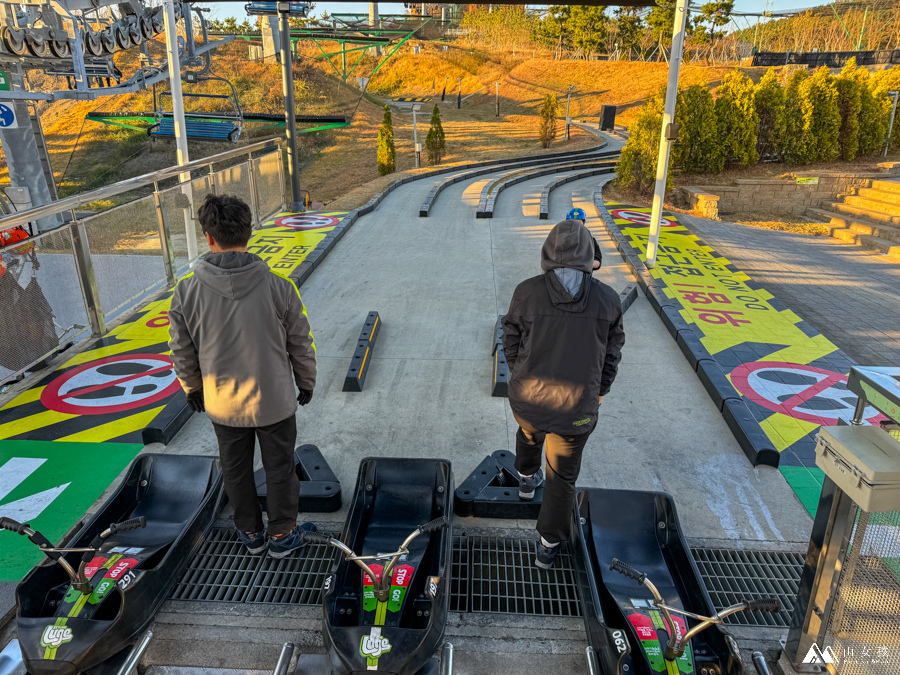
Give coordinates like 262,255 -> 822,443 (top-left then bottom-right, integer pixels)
255,444 -> 342,512
342,311 -> 381,392
619,283 -> 639,314
419,147 -> 619,218
539,165 -> 621,220
454,450 -> 541,519
591,178 -> 778,468
476,160 -> 618,219
492,315 -> 509,397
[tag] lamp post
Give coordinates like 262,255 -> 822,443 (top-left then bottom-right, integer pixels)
565,84 -> 575,140
645,0 -> 688,269
412,104 -> 422,168
495,81 -> 501,118
278,2 -> 303,211
441,76 -> 448,102
457,78 -> 462,109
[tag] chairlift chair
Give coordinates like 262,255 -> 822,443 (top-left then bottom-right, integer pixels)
148,75 -> 244,143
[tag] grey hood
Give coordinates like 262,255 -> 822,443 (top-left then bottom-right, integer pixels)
540,219 -> 595,274
194,251 -> 270,300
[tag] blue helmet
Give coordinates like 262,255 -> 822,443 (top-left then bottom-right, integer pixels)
567,207 -> 586,222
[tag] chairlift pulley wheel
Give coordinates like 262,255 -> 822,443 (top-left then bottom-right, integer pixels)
129,24 -> 142,46
140,16 -> 154,40
115,25 -> 131,50
83,31 -> 102,57
151,14 -> 164,35
49,38 -> 70,59
2,27 -> 27,57
100,29 -> 116,54
25,33 -> 48,58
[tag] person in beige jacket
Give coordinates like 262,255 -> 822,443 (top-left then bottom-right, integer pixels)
168,194 -> 317,559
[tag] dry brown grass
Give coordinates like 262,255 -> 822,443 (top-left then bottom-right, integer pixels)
730,213 -> 831,236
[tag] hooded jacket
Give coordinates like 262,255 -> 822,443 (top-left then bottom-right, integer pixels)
168,251 -> 316,427
502,220 -> 624,435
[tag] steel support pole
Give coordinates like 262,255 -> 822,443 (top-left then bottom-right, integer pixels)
645,0 -> 688,269
154,186 -> 177,288
70,219 -> 105,336
565,85 -> 573,140
784,477 -> 857,670
279,4 -> 304,212
457,78 -> 461,109
412,108 -> 419,169
883,91 -> 898,158
496,82 -> 500,117
164,0 -> 198,263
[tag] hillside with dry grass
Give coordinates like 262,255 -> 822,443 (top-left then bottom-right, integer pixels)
1,36 -> 765,208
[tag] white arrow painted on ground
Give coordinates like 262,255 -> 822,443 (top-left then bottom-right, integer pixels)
0,457 -> 70,522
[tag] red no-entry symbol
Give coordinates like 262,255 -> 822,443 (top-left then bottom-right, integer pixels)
272,214 -> 340,230
609,208 -> 677,228
41,354 -> 181,416
730,361 -> 884,426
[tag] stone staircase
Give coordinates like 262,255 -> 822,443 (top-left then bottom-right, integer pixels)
808,179 -> 900,260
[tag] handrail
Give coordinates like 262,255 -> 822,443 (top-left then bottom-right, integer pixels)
0,138 -> 283,231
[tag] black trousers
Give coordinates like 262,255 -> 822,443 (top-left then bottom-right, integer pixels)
212,414 -> 298,537
513,413 -> 593,545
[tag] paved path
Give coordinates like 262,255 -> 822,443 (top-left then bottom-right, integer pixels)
682,214 -> 900,369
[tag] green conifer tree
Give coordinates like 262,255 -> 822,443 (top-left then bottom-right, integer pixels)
674,85 -> 723,174
754,69 -> 786,160
803,66 -> 841,163
425,105 -> 446,165
377,105 -> 396,176
616,88 -> 670,195
538,94 -> 560,148
783,69 -> 813,165
855,65 -> 887,157
714,70 -> 759,167
835,58 -> 863,161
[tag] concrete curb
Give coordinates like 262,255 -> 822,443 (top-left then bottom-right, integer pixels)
476,160 -> 618,219
539,166 -> 620,219
591,181 -> 778,468
419,145 -> 616,218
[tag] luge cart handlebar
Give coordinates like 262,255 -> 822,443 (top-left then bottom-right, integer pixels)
303,516 -> 450,602
609,558 -> 780,661
1,517 -> 146,593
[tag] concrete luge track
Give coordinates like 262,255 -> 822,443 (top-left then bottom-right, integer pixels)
154,133 -> 811,673
475,160 -> 617,218
418,146 -> 618,218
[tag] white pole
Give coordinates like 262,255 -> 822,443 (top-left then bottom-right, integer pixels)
164,0 -> 198,263
645,0 -> 688,269
413,108 -> 419,168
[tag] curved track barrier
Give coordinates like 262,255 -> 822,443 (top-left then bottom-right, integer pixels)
539,165 -> 623,220
418,147 -> 619,218
476,160 -> 617,219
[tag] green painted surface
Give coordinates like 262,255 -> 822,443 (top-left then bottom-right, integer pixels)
0,71 -> 9,92
0,440 -> 143,581
780,465 -> 825,518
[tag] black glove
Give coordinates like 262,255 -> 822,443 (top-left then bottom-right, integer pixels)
297,389 -> 313,406
186,390 -> 205,413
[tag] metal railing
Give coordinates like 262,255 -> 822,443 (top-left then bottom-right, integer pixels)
0,139 -> 286,384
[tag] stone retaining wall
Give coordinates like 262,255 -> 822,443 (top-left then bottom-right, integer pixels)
680,168 -> 898,218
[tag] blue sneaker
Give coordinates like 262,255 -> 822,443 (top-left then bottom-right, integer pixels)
236,529 -> 267,555
535,541 -> 561,570
518,469 -> 544,501
268,522 -> 317,559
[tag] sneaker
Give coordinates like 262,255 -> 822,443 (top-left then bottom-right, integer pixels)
268,522 -> 317,559
236,530 -> 267,555
535,541 -> 561,570
518,469 -> 544,501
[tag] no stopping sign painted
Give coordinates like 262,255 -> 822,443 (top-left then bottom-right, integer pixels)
41,354 -> 181,416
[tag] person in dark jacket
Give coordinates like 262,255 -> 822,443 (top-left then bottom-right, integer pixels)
502,219 -> 625,569
168,194 -> 317,559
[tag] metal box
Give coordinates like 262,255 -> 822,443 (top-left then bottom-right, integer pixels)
816,425 -> 900,512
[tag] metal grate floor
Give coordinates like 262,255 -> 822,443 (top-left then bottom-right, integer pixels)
450,535 -> 581,617
691,547 -> 804,628
171,528 -> 340,604
172,530 -> 803,627
173,529 -> 581,617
